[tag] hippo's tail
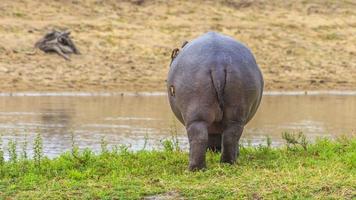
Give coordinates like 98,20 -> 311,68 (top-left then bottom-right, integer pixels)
210,68 -> 226,112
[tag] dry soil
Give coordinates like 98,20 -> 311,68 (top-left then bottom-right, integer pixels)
0,0 -> 355,92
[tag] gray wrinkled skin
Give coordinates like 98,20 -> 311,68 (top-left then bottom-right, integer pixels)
167,32 -> 264,171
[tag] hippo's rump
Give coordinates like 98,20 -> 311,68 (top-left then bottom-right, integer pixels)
167,32 -> 264,125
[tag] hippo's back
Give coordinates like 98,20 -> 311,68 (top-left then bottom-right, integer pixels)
171,32 -> 259,70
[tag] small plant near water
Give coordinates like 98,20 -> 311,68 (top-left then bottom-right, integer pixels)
0,134 -> 4,166
266,135 -> 272,147
100,136 -> 109,154
161,122 -> 181,152
71,131 -> 79,157
161,139 -> 176,152
282,131 -> 308,150
141,133 -> 149,151
20,135 -> 28,160
33,133 -> 43,168
8,139 -> 17,163
161,134 -> 180,152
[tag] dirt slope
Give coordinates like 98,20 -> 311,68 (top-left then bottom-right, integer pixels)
0,0 -> 355,92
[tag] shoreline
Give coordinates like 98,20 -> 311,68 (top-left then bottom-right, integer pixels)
0,90 -> 355,97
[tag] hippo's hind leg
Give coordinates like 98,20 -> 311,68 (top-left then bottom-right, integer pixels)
221,122 -> 244,164
186,121 -> 209,170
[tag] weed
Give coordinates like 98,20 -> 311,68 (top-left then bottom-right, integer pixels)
161,130 -> 180,152
100,136 -> 108,154
142,133 -> 149,151
161,139 -> 174,152
20,135 -> 28,160
266,135 -> 272,148
13,12 -> 25,18
282,131 -> 308,150
33,133 -> 43,169
8,139 -> 17,163
323,33 -> 343,40
71,131 -> 79,157
0,134 -> 4,166
118,144 -> 129,154
168,122 -> 181,152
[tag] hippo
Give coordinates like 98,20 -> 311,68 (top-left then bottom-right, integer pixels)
167,32 -> 264,170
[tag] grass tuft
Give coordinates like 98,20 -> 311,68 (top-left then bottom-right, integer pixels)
33,133 -> 43,169
282,131 -> 308,150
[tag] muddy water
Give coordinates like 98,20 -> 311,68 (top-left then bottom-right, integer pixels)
0,94 -> 355,158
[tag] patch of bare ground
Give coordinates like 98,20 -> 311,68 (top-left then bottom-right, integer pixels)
143,191 -> 184,200
0,0 -> 355,92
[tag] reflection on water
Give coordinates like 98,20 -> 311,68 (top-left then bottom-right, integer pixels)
0,95 -> 355,158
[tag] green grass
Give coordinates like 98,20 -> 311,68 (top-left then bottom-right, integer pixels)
0,135 -> 355,199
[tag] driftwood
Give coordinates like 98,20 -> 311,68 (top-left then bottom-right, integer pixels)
35,30 -> 80,60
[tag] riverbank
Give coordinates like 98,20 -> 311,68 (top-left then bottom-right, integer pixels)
0,90 -> 356,97
0,135 -> 355,199
1,0 -> 355,92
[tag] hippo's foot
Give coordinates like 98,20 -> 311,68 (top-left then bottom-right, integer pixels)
189,160 -> 206,171
221,145 -> 240,164
188,142 -> 207,170
207,134 -> 222,152
220,123 -> 244,164
187,121 -> 209,171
